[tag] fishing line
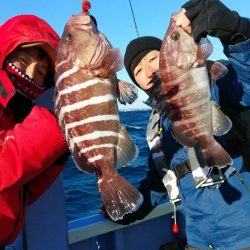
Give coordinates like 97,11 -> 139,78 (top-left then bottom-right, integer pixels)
128,0 -> 140,38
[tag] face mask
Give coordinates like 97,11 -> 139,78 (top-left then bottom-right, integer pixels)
4,61 -> 45,100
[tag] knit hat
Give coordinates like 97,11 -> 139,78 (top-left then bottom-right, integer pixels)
124,36 -> 162,87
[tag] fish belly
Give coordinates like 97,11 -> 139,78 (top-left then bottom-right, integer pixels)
166,66 -> 212,147
55,71 -> 120,173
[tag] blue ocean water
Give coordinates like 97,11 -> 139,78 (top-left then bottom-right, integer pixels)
62,109 -> 152,222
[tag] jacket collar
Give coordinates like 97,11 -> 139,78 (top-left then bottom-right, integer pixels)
0,69 -> 15,108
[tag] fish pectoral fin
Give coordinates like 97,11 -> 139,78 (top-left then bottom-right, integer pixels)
117,79 -> 138,105
197,38 -> 213,65
211,102 -> 232,136
207,60 -> 228,81
116,125 -> 139,167
99,48 -> 124,77
171,122 -> 196,147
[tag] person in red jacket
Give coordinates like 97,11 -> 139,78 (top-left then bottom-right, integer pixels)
0,15 -> 68,247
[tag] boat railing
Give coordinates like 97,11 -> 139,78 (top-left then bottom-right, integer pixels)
68,202 -> 175,244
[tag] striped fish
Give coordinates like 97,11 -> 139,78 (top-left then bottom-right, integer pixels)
158,18 -> 233,168
54,12 -> 143,221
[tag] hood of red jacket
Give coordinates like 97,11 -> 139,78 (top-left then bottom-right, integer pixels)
0,15 -> 60,107
0,14 -> 59,69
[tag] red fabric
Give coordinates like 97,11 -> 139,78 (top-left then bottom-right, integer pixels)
0,14 -> 59,67
0,107 -> 68,245
0,15 -> 68,246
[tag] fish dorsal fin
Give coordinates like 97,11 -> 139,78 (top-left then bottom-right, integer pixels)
117,79 -> 138,105
197,38 -> 213,65
212,101 -> 232,136
116,125 -> 138,167
99,48 -> 124,78
171,122 -> 196,147
207,60 -> 228,81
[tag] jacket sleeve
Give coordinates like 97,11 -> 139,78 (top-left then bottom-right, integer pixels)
0,106 -> 68,192
26,163 -> 63,205
183,0 -> 250,44
26,151 -> 70,204
223,30 -> 250,107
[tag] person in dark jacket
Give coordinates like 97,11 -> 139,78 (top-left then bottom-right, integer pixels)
0,15 -> 68,247
108,0 -> 250,249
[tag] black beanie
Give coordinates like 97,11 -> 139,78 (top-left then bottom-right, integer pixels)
124,36 -> 162,87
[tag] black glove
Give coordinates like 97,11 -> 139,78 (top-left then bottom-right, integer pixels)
183,0 -> 250,44
102,176 -> 167,225
7,91 -> 34,122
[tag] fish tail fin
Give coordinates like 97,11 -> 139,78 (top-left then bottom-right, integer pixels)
98,173 -> 143,221
202,138 -> 233,168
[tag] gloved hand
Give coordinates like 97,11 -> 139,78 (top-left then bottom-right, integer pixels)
182,0 -> 250,44
102,199 -> 154,225
102,176 -> 167,225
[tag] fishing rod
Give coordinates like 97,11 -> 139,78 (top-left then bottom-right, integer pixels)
82,0 -> 139,38
128,0 -> 140,38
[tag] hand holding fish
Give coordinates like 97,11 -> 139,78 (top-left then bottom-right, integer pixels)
177,0 -> 250,44
172,8 -> 192,35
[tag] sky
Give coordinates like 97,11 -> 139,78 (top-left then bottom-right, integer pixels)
1,0 -> 249,110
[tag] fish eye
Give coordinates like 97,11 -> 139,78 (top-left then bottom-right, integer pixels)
65,34 -> 72,42
171,31 -> 180,41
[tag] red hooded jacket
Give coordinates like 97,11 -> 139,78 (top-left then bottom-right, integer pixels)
0,15 -> 68,245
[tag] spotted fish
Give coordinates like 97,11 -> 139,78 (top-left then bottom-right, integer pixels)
158,18 -> 232,168
54,11 -> 143,221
